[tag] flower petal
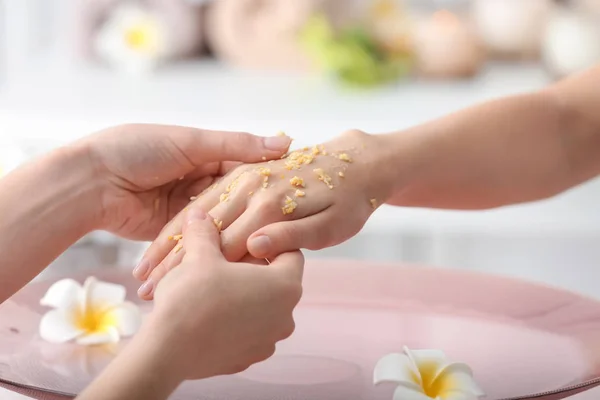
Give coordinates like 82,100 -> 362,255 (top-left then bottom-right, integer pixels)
39,309 -> 84,343
40,279 -> 82,310
435,363 -> 485,397
374,353 -> 421,389
84,277 -> 126,312
107,302 -> 142,337
404,346 -> 448,389
392,384 -> 433,400
76,327 -> 120,346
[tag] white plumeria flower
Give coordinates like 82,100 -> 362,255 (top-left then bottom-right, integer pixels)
94,3 -> 171,76
374,346 -> 485,400
39,277 -> 142,346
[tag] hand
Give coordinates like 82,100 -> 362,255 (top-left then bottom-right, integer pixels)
143,206 -> 303,381
136,130 -> 396,299
76,207 -> 303,400
78,124 -> 291,241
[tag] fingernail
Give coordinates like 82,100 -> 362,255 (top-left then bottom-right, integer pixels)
249,235 -> 272,255
263,136 -> 290,151
133,260 -> 150,278
187,207 -> 207,224
138,279 -> 154,297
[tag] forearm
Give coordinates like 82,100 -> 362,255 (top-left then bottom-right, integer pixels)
77,326 -> 182,400
0,145 -> 101,303
381,67 -> 600,210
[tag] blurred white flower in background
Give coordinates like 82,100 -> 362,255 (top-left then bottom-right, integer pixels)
94,2 -> 171,76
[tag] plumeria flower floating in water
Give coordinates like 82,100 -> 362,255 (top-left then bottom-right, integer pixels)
39,277 -> 142,346
94,2 -> 171,76
373,346 -> 485,400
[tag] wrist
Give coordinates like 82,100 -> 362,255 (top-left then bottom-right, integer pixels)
0,142 -> 105,302
44,142 -> 105,232
124,321 -> 185,392
373,127 -> 432,205
78,323 -> 183,400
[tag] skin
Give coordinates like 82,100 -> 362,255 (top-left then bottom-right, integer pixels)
78,208 -> 303,400
0,124 -> 291,303
0,124 -> 302,398
139,65 -> 600,299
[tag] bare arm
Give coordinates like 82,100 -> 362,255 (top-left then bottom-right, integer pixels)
0,145 -> 101,303
383,65 -> 600,209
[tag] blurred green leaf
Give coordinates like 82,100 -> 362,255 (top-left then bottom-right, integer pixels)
300,13 -> 412,88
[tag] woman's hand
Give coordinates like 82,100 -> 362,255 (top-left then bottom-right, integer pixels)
136,130 -> 399,298
151,207 -> 303,378
78,207 -> 304,400
80,123 -> 291,240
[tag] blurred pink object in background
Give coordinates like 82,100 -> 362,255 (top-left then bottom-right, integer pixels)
542,1 -> 600,78
412,8 -> 484,78
472,0 -> 551,59
204,0 -> 360,70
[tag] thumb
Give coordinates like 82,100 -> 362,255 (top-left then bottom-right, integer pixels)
172,128 -> 292,164
182,207 -> 223,260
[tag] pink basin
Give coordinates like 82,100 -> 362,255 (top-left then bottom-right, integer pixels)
1,260 -> 600,399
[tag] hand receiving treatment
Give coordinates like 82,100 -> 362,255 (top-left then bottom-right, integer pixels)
135,130 -> 402,299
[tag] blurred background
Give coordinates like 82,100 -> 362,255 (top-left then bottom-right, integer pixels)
1,0 -> 600,297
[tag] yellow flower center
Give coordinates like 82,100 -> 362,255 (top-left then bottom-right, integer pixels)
124,22 -> 158,53
418,361 -> 457,399
75,306 -> 117,334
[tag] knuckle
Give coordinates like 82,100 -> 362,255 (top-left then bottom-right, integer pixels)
228,363 -> 251,375
279,318 -> 296,340
255,196 -> 280,220
255,345 -> 277,363
276,280 -> 303,307
341,128 -> 368,141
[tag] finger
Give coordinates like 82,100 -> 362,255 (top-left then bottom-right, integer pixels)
169,128 -> 292,164
137,206 -> 220,300
269,250 -> 305,284
239,253 -> 269,265
209,172 -> 262,230
219,197 -> 291,262
182,207 -> 223,259
134,184 -> 222,281
246,210 -> 339,259
137,245 -> 186,301
133,218 -> 181,281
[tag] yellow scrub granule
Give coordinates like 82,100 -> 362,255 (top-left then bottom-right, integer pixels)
257,167 -> 271,177
338,153 -> 352,162
314,168 -> 333,189
284,150 -> 316,170
295,189 -> 306,197
282,196 -> 298,215
290,176 -> 305,187
174,243 -> 183,253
